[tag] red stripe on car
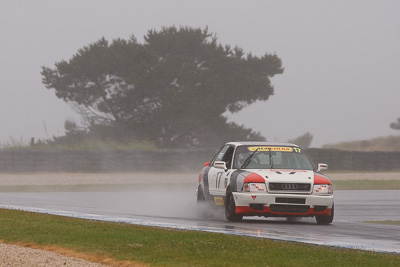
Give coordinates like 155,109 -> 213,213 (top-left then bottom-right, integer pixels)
314,174 -> 331,185
236,206 -> 332,216
243,172 -> 265,183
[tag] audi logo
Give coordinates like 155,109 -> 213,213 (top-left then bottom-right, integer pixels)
281,184 -> 298,190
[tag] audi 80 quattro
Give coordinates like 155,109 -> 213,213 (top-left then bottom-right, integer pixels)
197,142 -> 334,224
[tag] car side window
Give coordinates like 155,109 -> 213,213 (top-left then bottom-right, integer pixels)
222,146 -> 235,169
211,145 -> 232,166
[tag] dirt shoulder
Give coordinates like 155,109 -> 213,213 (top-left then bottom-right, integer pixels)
0,243 -> 108,266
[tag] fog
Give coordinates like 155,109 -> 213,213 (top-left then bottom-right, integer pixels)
1,187 -> 202,220
1,0 -> 399,147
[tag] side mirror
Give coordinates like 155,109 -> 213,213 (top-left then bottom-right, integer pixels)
318,163 -> 328,172
214,161 -> 227,170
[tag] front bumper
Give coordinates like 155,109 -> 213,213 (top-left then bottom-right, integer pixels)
232,192 -> 334,217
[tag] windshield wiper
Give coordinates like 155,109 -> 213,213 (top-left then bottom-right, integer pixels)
241,148 -> 259,169
269,147 -> 274,169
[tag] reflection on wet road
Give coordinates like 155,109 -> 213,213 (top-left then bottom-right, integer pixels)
1,187 -> 399,253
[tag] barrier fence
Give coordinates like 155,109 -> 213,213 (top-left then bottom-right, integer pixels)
0,148 -> 399,172
305,148 -> 400,171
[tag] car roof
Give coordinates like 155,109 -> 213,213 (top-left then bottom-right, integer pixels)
225,141 -> 299,147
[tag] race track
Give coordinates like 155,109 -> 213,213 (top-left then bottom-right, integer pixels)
1,183 -> 399,254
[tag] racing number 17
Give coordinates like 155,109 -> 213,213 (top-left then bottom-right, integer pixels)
216,172 -> 223,188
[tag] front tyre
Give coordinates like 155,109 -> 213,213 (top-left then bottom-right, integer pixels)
316,204 -> 334,225
225,190 -> 243,222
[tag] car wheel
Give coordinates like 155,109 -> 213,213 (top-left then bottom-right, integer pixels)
225,189 -> 243,222
316,204 -> 334,225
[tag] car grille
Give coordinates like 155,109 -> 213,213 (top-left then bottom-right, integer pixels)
270,204 -> 310,213
268,183 -> 311,192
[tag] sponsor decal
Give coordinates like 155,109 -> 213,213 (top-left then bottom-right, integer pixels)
293,147 -> 301,153
214,196 -> 224,206
251,195 -> 257,200
248,146 -> 293,152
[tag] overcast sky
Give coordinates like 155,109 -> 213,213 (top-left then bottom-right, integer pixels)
0,0 -> 399,147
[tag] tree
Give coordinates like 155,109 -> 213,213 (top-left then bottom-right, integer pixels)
390,118 -> 400,131
288,132 -> 313,148
41,26 -> 283,148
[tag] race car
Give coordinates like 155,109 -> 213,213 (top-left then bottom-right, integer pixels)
197,142 -> 334,224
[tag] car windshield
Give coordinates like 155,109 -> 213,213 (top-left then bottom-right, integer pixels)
233,145 -> 314,170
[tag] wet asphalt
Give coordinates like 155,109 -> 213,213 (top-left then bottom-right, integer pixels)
1,187 -> 399,253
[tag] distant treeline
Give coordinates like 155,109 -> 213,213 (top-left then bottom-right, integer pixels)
0,148 -> 399,173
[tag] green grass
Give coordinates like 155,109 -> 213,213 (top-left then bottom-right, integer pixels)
364,221 -> 400,226
0,209 -> 399,266
333,180 -> 400,190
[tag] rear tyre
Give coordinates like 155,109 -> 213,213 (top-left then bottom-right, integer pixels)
316,204 -> 334,225
225,190 -> 243,222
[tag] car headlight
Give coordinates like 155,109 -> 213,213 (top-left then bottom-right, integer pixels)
313,184 -> 333,195
242,183 -> 266,192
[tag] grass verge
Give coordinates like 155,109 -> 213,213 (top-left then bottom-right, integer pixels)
333,180 -> 400,190
0,209 -> 399,266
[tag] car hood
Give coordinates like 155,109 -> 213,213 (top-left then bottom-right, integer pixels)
250,169 -> 315,183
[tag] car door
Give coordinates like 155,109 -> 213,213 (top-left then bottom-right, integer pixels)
208,145 -> 235,196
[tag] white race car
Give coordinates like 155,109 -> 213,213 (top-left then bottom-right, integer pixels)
197,142 -> 334,224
